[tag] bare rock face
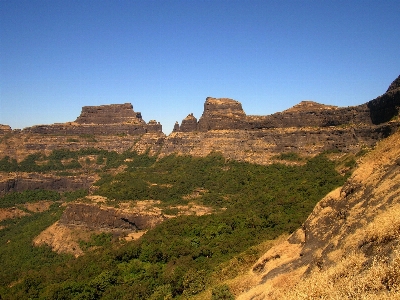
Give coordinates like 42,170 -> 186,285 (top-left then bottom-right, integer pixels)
198,97 -> 248,131
248,102 -> 372,129
75,103 -> 144,124
367,75 -> 400,124
0,173 -> 95,196
174,113 -> 198,132
0,125 -> 12,135
167,76 -> 400,162
59,203 -> 165,231
160,123 -> 397,164
23,103 -> 162,135
386,74 -> 400,93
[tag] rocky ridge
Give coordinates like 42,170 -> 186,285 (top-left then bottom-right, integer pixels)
166,76 -> 400,163
1,76 -> 399,165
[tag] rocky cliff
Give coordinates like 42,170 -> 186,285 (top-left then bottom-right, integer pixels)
164,76 -> 400,163
1,76 -> 399,165
22,103 -> 162,135
0,173 -> 95,196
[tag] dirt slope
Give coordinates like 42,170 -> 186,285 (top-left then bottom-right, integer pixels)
236,129 -> 400,299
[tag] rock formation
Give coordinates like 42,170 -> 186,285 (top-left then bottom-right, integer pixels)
198,97 -> 248,131
164,76 -> 400,163
0,125 -> 12,135
59,203 -> 165,231
0,173 -> 95,196
1,75 -> 399,166
23,103 -> 163,135
173,113 -> 198,132
74,103 -> 144,124
367,74 -> 400,124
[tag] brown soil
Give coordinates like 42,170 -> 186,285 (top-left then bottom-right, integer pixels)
0,207 -> 29,222
33,221 -> 92,257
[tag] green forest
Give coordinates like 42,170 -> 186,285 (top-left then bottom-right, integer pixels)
0,149 -> 351,299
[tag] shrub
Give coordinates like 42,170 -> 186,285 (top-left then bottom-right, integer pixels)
211,284 -> 235,300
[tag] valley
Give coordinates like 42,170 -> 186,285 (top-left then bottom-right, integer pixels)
0,75 -> 399,299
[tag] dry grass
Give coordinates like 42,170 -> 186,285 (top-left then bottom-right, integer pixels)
0,207 -> 29,222
272,248 -> 400,300
347,203 -> 400,250
266,203 -> 400,300
33,221 -> 92,257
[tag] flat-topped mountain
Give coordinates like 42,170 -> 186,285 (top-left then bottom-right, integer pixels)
21,103 -> 162,135
74,103 -> 145,124
1,75 -> 399,165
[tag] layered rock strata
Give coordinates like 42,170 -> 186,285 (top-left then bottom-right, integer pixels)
23,103 -> 162,135
174,76 -> 400,132
168,76 -> 400,162
161,124 -> 396,164
0,132 -> 165,162
0,173 -> 95,196
1,76 -> 399,165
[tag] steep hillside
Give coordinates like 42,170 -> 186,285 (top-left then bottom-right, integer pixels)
235,126 -> 400,299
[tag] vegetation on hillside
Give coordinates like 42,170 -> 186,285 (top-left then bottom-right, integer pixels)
0,148 -> 155,173
0,150 -> 350,299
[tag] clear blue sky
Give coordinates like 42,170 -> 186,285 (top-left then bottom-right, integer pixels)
1,0 -> 399,134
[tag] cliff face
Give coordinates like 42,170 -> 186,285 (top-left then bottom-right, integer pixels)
367,75 -> 400,124
165,77 -> 400,163
0,173 -> 95,196
74,103 -> 144,124
0,132 -> 165,162
161,124 -> 396,164
22,103 -> 163,135
1,76 -> 399,165
59,203 -> 165,231
0,103 -> 165,161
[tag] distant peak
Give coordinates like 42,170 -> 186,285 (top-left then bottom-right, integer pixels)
386,75 -> 400,93
284,101 -> 338,112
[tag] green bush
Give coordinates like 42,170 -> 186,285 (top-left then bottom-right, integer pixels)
211,284 -> 235,300
0,152 -> 349,299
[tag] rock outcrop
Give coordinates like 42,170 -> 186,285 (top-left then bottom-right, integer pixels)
198,97 -> 248,131
367,75 -> 400,124
0,125 -> 12,135
23,103 -> 162,135
74,103 -> 143,124
0,173 -> 95,196
174,113 -> 198,132
59,203 -> 165,231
